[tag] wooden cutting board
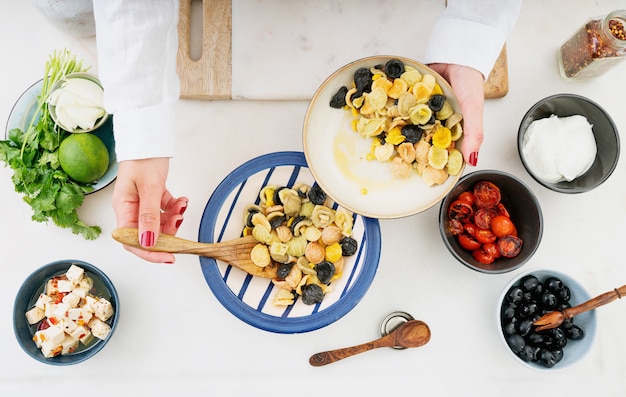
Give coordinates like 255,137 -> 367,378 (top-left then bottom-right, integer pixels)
176,0 -> 231,99
176,0 -> 508,100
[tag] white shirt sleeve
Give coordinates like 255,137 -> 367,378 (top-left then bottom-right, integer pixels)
92,0 -> 180,161
424,0 -> 522,79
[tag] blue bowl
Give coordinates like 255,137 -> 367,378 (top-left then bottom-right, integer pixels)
13,259 -> 119,365
498,269 -> 597,371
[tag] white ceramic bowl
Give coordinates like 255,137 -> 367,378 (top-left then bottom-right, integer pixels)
303,55 -> 464,218
48,72 -> 109,133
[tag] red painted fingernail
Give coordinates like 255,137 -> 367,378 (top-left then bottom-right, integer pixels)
140,231 -> 155,247
469,152 -> 479,166
179,205 -> 187,215
175,219 -> 183,228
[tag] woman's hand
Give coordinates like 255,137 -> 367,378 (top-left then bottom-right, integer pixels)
111,158 -> 189,263
428,63 -> 485,167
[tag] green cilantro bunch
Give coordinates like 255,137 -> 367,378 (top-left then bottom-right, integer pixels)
0,49 -> 102,240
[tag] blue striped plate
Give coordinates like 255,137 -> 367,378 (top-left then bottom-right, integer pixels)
198,151 -> 381,333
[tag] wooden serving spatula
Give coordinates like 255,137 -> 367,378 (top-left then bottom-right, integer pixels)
111,228 -> 278,279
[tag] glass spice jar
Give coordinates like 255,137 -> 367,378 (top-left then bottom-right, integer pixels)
558,10 -> 626,80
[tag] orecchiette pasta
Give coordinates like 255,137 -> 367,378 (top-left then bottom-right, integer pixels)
242,183 -> 359,307
328,58 -> 464,185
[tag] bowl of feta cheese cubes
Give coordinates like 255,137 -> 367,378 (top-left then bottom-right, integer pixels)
13,259 -> 119,365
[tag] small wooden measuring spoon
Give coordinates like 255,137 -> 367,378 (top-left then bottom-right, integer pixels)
534,284 -> 626,331
309,319 -> 431,366
111,227 -> 278,279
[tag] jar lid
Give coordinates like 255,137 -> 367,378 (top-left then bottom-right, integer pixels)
379,311 -> 415,350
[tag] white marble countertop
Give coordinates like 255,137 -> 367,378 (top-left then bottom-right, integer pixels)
1,0 -> 626,395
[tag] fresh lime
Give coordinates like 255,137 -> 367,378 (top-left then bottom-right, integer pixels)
58,133 -> 109,184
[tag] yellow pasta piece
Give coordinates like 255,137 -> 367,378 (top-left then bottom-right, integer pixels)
422,165 -> 449,186
302,225 -> 322,242
428,146 -> 449,170
374,142 -> 395,161
325,243 -> 343,263
400,67 -> 422,86
412,82 -> 432,103
367,137 -> 382,161
432,83 -> 443,96
352,96 -> 364,109
273,289 -> 295,306
250,244 -> 271,267
252,224 -> 273,245
432,126 -> 452,149
446,148 -> 464,176
397,91 -> 416,116
436,101 -> 454,120
450,123 -> 463,141
356,117 -> 385,137
287,235 -> 307,257
387,78 -> 408,99
409,104 -> 432,125
385,126 -> 405,145
371,76 -> 392,93
360,87 -> 387,115
421,73 -> 437,92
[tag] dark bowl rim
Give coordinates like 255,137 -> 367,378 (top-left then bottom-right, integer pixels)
517,93 -> 620,194
438,169 -> 544,274
13,259 -> 119,365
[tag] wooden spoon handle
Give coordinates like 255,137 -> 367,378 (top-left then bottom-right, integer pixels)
309,334 -> 394,366
111,227 -> 252,256
564,284 -> 626,319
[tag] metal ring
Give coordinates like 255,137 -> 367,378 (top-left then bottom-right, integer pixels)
379,311 -> 415,350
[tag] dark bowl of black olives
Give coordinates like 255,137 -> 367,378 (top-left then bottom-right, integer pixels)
498,269 -> 597,370
439,170 -> 543,274
518,93 -> 620,194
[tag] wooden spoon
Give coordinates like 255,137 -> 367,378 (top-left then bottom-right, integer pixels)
111,227 -> 278,279
533,284 -> 626,331
309,319 -> 431,366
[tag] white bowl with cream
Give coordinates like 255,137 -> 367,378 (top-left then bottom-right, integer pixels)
517,94 -> 620,194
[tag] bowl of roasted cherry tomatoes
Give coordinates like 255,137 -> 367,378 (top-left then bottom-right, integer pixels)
438,170 -> 543,274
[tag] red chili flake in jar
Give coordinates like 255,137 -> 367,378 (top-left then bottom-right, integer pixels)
558,10 -> 626,79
